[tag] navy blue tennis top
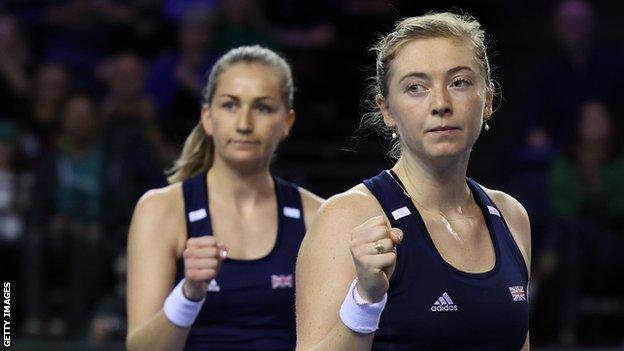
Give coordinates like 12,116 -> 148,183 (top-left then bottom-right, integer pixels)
363,170 -> 529,350
175,172 -> 306,350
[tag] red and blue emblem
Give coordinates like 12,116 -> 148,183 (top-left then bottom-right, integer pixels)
508,286 -> 526,301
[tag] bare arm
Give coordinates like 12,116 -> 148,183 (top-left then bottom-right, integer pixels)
296,192 -> 372,350
296,187 -> 400,350
126,186 -> 191,351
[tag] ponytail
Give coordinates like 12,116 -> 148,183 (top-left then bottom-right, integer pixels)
166,123 -> 214,184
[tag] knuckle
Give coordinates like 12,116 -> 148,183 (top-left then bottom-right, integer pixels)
202,236 -> 216,245
349,240 -> 358,251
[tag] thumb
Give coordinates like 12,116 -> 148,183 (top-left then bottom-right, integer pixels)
390,228 -> 403,246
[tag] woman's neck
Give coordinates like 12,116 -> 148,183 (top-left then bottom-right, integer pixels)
392,152 -> 472,215
208,157 -> 274,206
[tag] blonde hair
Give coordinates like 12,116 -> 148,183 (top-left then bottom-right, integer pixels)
362,11 -> 494,159
166,45 -> 294,183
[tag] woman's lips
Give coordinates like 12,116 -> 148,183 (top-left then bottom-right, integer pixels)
427,126 -> 460,134
229,140 -> 261,147
230,140 -> 260,144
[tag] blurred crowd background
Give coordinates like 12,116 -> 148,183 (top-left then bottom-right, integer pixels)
0,0 -> 623,349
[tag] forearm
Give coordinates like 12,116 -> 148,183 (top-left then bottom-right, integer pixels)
126,310 -> 191,351
297,321 -> 373,351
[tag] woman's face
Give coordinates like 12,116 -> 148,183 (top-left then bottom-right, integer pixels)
203,62 -> 294,170
64,97 -> 99,143
378,37 -> 492,161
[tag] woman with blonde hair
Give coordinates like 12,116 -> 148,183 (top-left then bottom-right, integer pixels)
126,45 -> 323,351
296,12 -> 531,350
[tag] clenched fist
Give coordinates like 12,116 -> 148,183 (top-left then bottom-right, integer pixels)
182,236 -> 228,301
349,216 -> 403,303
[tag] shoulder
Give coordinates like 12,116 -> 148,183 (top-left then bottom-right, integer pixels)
296,183 -> 386,281
298,187 -> 324,211
135,182 -> 184,219
310,184 -> 385,239
129,182 -> 187,256
482,186 -> 531,272
298,187 -> 325,228
482,187 -> 530,232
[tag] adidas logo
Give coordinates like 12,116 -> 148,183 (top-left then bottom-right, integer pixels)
207,279 -> 220,292
430,292 -> 458,312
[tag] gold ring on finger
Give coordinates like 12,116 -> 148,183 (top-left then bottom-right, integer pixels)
374,241 -> 384,254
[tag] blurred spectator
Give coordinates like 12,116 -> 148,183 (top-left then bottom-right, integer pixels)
0,121 -> 28,339
511,5 -> 624,342
128,0 -> 176,59
533,100 -> 624,346
213,0 -> 274,52
100,52 -> 177,166
25,95 -> 107,337
549,101 -> 624,232
24,92 -> 163,337
0,13 -> 31,122
147,8 -> 218,143
94,0 -> 175,59
264,0 -> 339,137
268,0 -> 335,50
20,64 -> 70,169
100,53 -> 156,122
40,0 -> 109,90
525,0 -> 624,151
0,122 -> 26,275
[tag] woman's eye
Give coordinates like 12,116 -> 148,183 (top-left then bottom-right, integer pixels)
451,78 -> 472,88
256,104 -> 273,114
222,101 -> 236,111
406,84 -> 424,94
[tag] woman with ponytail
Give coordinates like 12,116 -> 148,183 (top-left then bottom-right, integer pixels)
126,45 -> 323,351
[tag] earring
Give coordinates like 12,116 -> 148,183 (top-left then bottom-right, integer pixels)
484,108 -> 492,131
389,124 -> 397,139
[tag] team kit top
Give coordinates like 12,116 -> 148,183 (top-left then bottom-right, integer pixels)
173,170 -> 528,350
364,170 -> 529,350
175,172 -> 306,350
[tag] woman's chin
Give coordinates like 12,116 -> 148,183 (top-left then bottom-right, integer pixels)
222,154 -> 269,172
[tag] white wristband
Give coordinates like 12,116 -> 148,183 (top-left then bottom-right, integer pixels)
163,279 -> 205,327
339,279 -> 387,334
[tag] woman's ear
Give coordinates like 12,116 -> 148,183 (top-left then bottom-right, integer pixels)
283,109 -> 296,139
484,83 -> 494,119
201,105 -> 213,136
376,94 -> 394,127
